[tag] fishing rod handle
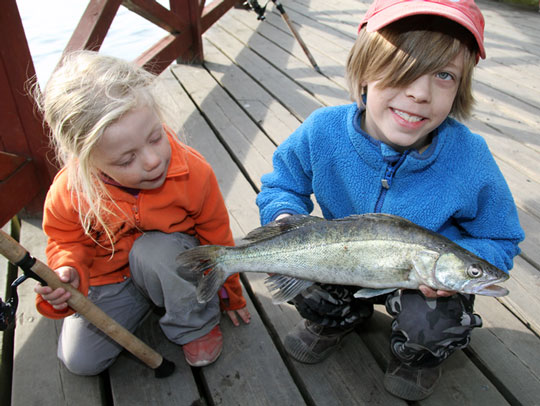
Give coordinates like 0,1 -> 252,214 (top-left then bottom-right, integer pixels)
0,229 -> 174,377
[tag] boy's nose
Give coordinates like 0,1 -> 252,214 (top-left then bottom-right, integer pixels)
405,75 -> 431,103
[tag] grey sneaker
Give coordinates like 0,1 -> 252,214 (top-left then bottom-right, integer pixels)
384,358 -> 442,401
284,320 -> 352,364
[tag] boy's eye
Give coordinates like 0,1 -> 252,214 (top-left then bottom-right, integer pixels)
436,71 -> 454,81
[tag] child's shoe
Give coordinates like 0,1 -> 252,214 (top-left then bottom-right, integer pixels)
182,325 -> 223,367
284,319 -> 353,364
383,358 -> 442,400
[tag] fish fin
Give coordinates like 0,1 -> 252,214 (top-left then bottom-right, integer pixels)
177,245 -> 226,303
353,288 -> 397,298
243,215 -> 324,242
412,250 -> 440,281
196,265 -> 227,303
264,275 -> 314,304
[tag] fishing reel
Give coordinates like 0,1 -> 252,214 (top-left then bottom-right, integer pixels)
0,253 -> 46,331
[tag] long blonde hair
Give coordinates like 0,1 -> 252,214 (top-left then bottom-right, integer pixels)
34,51 -> 160,248
346,16 -> 477,120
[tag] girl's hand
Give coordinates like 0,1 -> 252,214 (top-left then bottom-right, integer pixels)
419,284 -> 456,298
226,306 -> 251,326
34,266 -> 80,310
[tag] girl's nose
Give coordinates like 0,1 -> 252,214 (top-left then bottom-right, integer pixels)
142,148 -> 161,171
405,75 -> 431,103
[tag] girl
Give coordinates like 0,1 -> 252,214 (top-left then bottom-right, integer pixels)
34,51 -> 250,374
256,0 -> 524,401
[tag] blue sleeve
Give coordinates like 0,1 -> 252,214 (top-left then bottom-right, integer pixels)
445,138 -> 524,272
256,117 -> 316,225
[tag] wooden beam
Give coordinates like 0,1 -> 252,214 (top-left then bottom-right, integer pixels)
122,0 -> 188,33
0,153 -> 40,227
63,0 -> 123,54
134,33 -> 193,74
200,0 -> 238,33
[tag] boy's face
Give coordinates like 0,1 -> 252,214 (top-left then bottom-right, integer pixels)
92,105 -> 171,190
362,49 -> 464,152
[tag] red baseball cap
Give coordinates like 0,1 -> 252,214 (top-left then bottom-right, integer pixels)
359,0 -> 486,59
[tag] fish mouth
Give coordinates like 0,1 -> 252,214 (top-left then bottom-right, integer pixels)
465,278 -> 509,297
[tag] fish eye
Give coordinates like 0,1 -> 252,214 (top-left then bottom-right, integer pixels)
467,265 -> 483,278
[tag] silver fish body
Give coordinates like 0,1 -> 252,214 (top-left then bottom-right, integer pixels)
177,214 -> 509,303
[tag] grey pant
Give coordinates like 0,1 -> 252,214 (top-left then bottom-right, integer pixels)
292,285 -> 482,368
58,232 -> 220,375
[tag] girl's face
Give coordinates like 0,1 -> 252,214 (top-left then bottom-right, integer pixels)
92,105 -> 171,190
362,50 -> 464,153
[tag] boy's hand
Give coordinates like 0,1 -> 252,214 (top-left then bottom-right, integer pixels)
34,266 -> 80,310
226,306 -> 251,326
419,284 -> 456,298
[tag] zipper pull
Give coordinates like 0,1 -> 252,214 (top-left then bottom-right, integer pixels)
381,178 -> 390,189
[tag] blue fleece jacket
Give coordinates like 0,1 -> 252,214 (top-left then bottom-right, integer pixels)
256,103 -> 524,272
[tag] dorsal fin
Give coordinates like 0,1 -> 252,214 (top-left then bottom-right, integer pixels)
243,214 -> 324,242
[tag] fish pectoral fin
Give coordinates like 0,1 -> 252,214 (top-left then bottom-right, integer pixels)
264,275 -> 314,304
412,250 -> 440,280
354,287 -> 397,298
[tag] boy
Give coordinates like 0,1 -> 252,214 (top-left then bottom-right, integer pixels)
256,0 -> 524,400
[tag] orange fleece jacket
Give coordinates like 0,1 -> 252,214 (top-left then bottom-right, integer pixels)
38,127 -> 246,318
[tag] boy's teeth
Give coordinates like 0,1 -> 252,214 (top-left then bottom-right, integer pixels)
394,109 -> 423,122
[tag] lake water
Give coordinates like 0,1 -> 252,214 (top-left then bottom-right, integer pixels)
18,0 -> 170,85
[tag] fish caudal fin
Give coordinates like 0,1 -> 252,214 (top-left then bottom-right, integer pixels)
264,274 -> 314,304
176,245 -> 226,303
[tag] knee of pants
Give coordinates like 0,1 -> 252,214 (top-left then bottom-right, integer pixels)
129,231 -> 199,280
59,350 -> 117,376
386,290 -> 481,366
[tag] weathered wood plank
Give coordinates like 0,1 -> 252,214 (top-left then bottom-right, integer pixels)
11,219 -> 103,406
154,68 -> 307,405
109,312 -> 201,406
469,295 -> 540,406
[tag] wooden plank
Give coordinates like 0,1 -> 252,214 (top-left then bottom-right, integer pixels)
109,312 -> 201,405
153,68 -> 307,404
11,219 -> 103,406
219,10 -> 350,107
499,256 -> 540,335
170,62 -> 275,189
468,295 -> 540,405
207,18 -> 325,120
201,37 -> 301,146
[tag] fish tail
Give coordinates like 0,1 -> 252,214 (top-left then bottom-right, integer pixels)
177,245 -> 227,303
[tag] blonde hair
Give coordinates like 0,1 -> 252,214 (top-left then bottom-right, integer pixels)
34,50 -> 160,248
346,16 -> 477,120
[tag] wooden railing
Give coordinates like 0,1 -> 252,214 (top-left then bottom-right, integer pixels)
0,0 -> 240,227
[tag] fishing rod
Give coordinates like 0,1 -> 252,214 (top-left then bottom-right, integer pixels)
0,228 -> 175,378
244,0 -> 321,73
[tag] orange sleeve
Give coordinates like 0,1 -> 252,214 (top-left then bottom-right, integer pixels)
37,172 -> 93,319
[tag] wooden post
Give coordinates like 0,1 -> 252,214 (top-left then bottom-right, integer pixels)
170,0 -> 204,63
0,0 -> 57,224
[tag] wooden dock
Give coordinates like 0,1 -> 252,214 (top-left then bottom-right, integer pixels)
2,0 -> 540,404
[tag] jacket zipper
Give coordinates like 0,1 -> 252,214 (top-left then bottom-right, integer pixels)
374,151 -> 409,213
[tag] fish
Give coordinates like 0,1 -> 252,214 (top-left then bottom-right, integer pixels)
176,213 -> 510,304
